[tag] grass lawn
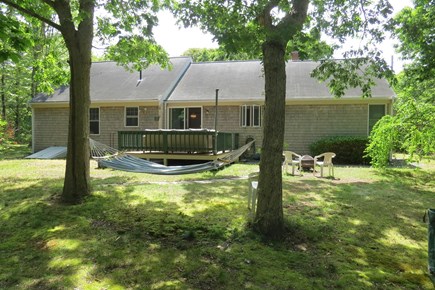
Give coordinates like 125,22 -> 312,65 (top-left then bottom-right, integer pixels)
0,146 -> 434,289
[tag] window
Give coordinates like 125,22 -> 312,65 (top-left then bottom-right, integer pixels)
89,108 -> 100,135
241,105 -> 262,127
368,104 -> 386,133
125,107 -> 139,127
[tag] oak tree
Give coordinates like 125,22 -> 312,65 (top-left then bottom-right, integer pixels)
176,0 -> 393,238
1,0 -> 168,203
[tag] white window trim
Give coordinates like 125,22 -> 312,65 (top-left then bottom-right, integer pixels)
240,105 -> 247,127
125,106 -> 139,127
90,107 -> 100,135
240,105 -> 262,128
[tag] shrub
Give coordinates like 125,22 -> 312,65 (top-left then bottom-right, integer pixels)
309,136 -> 370,165
365,115 -> 397,168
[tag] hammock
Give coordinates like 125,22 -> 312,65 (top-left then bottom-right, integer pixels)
89,138 -> 254,175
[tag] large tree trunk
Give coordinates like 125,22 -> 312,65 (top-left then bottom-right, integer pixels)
254,41 -> 286,238
59,2 -> 94,204
62,47 -> 91,204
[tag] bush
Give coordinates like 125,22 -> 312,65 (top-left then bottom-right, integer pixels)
365,116 -> 396,168
309,136 -> 370,165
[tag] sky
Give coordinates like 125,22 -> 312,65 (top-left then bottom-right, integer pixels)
153,1 -> 413,72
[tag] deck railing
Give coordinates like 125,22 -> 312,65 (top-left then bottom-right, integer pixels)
118,130 -> 239,154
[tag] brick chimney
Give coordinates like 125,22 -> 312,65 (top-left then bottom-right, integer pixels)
291,51 -> 299,62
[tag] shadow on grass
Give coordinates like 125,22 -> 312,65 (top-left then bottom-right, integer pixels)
0,176 -> 250,289
0,167 -> 434,289
280,169 -> 434,289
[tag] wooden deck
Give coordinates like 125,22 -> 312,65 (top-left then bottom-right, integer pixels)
119,129 -> 239,154
119,130 -> 240,165
127,150 -> 233,165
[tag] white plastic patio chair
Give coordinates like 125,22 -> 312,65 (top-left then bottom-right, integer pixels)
247,172 -> 259,219
283,151 -> 302,175
314,152 -> 336,178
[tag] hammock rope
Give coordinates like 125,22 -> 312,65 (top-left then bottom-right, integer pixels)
89,138 -> 254,175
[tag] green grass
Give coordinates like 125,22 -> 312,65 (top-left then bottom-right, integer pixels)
0,150 -> 434,289
0,143 -> 31,160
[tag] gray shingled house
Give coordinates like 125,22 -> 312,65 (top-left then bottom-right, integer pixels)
30,56 -> 394,156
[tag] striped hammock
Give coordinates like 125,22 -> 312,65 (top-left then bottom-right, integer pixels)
89,138 -> 254,175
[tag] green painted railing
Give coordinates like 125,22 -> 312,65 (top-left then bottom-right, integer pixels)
118,130 -> 239,154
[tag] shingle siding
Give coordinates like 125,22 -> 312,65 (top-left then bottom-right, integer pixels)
284,104 -> 368,154
33,106 -> 160,152
93,106 -> 159,148
33,103 -> 375,154
33,108 -> 69,152
201,104 -> 369,154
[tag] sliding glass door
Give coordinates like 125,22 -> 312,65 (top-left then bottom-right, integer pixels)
169,107 -> 202,129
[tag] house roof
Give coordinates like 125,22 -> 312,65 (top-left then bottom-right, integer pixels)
31,57 -> 395,106
167,60 -> 395,103
30,57 -> 192,104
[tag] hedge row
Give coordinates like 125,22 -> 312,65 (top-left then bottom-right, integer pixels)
309,136 -> 371,165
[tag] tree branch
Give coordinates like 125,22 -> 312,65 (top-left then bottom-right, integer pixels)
0,0 -> 62,31
359,0 -> 369,39
278,0 -> 309,29
40,0 -> 57,10
258,0 -> 280,30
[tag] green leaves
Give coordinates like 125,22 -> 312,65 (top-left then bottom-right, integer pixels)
286,30 -> 334,61
311,57 -> 393,98
366,0 -> 435,166
366,97 -> 435,168
106,36 -> 169,71
394,1 -> 435,71
0,13 -> 33,63
95,0 -> 170,69
174,0 -> 266,56
365,115 -> 398,168
97,0 -> 164,41
182,48 -> 256,62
